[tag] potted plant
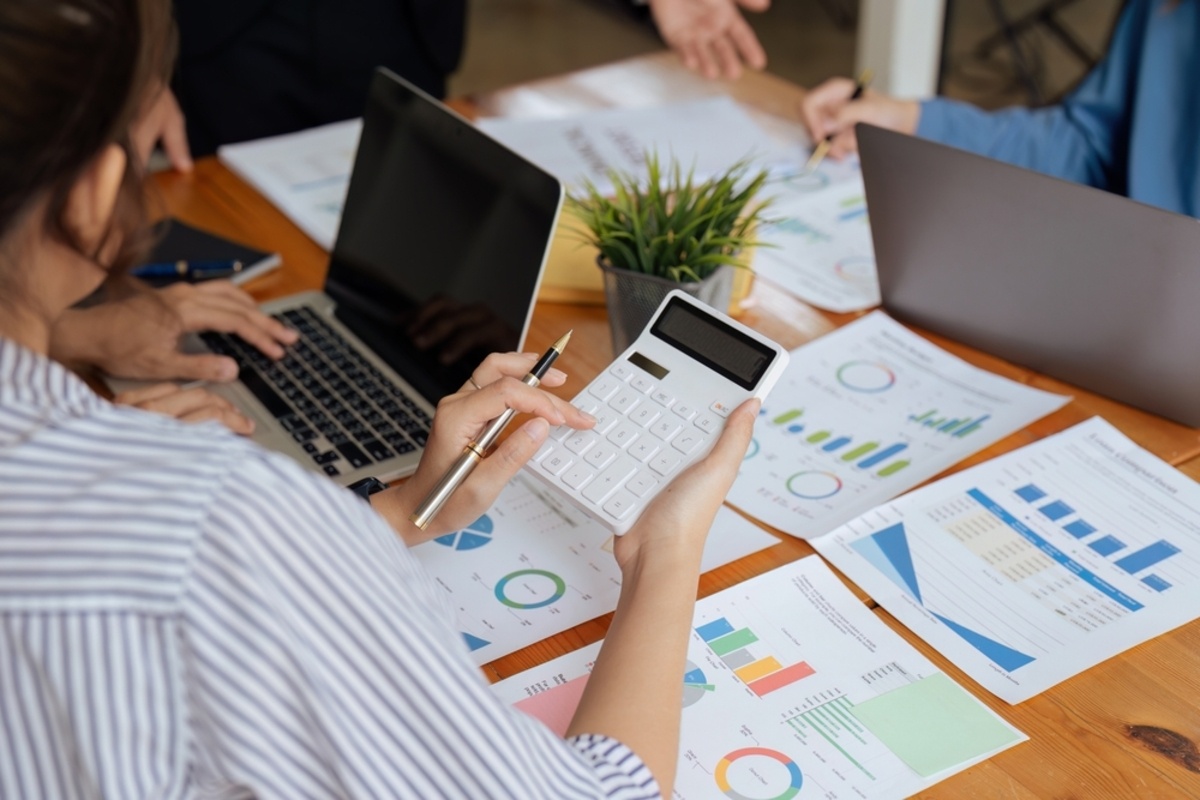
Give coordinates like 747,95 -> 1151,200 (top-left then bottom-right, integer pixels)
568,154 -> 772,354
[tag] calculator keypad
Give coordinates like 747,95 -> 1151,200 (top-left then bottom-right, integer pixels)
533,361 -> 721,530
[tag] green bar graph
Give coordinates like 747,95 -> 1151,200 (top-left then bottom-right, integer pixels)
772,409 -> 803,425
807,431 -> 831,444
707,627 -> 759,656
841,442 -> 878,462
878,460 -> 910,477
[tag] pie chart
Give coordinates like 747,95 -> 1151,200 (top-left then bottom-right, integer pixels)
683,659 -> 716,708
435,514 -> 495,551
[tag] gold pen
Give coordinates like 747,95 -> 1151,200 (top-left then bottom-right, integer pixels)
802,68 -> 874,174
409,330 -> 573,530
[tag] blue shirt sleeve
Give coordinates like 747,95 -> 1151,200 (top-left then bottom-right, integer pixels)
915,0 -> 1148,192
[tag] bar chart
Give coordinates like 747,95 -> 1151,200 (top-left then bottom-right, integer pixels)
764,407 -> 912,480
696,617 -> 816,697
908,409 -> 989,438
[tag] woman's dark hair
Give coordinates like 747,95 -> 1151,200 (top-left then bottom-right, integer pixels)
0,0 -> 175,272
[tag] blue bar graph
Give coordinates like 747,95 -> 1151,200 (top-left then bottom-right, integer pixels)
1115,541 -> 1181,575
858,443 -> 909,469
822,436 -> 852,452
1142,575 -> 1172,592
697,618 -> 735,641
1015,484 -> 1046,503
1039,501 -> 1075,521
1088,536 -> 1126,557
1064,520 -> 1097,539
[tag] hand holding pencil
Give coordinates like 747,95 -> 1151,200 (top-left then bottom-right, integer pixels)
799,70 -> 920,164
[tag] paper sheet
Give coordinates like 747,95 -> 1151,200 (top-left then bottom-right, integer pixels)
476,97 -> 784,193
814,417 -> 1200,703
755,158 -> 880,312
728,311 -> 1069,539
218,119 -> 360,250
492,556 -> 1025,798
411,474 -> 778,665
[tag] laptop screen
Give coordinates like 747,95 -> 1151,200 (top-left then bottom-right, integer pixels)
325,68 -> 562,403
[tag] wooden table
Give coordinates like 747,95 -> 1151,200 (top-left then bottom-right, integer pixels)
154,52 -> 1200,798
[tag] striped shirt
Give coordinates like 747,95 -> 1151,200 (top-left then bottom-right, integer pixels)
0,337 -> 659,799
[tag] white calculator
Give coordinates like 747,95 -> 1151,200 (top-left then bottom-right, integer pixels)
525,290 -> 789,534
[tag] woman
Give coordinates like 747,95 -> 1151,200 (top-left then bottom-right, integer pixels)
0,0 -> 757,797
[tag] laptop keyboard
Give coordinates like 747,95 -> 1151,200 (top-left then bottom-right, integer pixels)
199,306 -> 432,477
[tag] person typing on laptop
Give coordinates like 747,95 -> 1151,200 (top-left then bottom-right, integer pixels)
800,0 -> 1200,218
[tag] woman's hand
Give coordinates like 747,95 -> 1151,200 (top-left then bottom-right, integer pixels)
800,77 -> 921,160
375,352 -> 595,544
113,382 -> 255,435
613,397 -> 759,573
51,280 -> 298,382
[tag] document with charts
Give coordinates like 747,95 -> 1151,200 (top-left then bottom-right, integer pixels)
755,157 -> 880,313
411,474 -> 777,665
492,556 -> 1025,799
814,417 -> 1200,703
727,312 -> 1069,539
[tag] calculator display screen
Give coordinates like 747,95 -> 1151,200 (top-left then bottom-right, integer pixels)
650,297 -> 775,389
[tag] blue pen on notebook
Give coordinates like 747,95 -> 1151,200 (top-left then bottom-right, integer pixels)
131,259 -> 244,281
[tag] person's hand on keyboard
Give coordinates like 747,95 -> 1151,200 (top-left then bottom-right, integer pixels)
374,351 -> 596,544
112,381 -> 255,436
612,397 -> 758,571
50,279 -> 297,382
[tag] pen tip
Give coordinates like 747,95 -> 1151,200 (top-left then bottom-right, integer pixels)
551,330 -> 572,353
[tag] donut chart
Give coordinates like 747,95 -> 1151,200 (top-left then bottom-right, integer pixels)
494,569 -> 567,609
715,747 -> 803,800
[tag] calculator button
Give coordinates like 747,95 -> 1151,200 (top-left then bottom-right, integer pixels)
609,389 -> 642,415
603,491 -> 639,521
531,441 -> 555,463
649,418 -> 683,441
609,362 -> 634,382
591,409 -> 619,435
629,404 -> 662,428
585,442 -> 618,470
630,375 -> 656,394
694,414 -> 720,435
562,464 -> 595,490
588,377 -> 620,402
652,390 -> 675,408
549,424 -> 572,442
583,457 -> 638,503
628,435 -> 663,463
574,400 -> 601,416
607,422 -> 641,449
673,402 -> 698,421
541,451 -> 574,476
672,431 -> 706,455
649,451 -> 682,476
565,431 -> 597,455
710,400 -> 735,418
625,472 -> 659,498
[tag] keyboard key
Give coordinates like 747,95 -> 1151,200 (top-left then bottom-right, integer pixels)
363,439 -> 394,462
625,472 -> 659,498
335,442 -> 373,469
531,441 -> 555,463
608,388 -> 642,415
672,430 -> 705,455
564,431 -> 597,455
588,376 -> 620,402
649,451 -> 682,476
602,491 -> 638,521
562,464 -> 595,490
606,422 -> 640,449
549,424 -> 572,442
323,464 -> 341,477
541,451 -> 574,476
709,400 -> 735,418
672,402 -> 698,421
584,442 -> 618,470
590,409 -> 619,435
239,368 -> 292,419
693,413 -> 720,435
609,362 -> 634,381
628,404 -> 662,428
315,451 -> 340,465
628,436 -> 663,463
649,418 -> 683,441
630,375 -> 655,394
582,457 -> 638,504
652,390 -> 675,408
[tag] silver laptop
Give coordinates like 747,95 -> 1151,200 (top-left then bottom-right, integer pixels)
153,69 -> 562,483
858,123 -> 1200,428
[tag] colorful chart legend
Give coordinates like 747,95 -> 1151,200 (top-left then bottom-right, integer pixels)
697,617 -> 816,696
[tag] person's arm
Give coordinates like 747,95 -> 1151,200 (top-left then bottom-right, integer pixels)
566,399 -> 758,791
646,0 -> 769,80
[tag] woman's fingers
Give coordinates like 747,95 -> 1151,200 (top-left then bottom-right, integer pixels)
458,350 -> 569,392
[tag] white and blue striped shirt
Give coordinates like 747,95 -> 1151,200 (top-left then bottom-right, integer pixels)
0,337 -> 658,799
